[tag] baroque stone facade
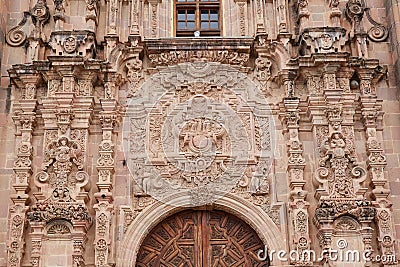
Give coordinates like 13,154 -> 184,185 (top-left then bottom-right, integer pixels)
0,0 -> 399,266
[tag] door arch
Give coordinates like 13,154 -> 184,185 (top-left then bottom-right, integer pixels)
136,209 -> 269,267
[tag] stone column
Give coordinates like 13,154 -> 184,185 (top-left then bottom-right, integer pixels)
94,73 -> 120,267
359,68 -> 397,265
7,72 -> 40,267
281,97 -> 312,266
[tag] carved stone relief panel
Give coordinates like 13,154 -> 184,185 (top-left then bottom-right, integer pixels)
122,62 -> 280,224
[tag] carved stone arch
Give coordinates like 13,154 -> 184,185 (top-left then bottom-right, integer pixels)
117,192 -> 286,266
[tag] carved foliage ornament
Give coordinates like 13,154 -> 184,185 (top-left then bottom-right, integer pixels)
315,200 -> 376,222
27,202 -> 91,223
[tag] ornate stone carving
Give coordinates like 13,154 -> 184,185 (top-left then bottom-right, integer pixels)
121,207 -> 138,234
148,50 -> 250,67
236,1 -> 246,36
315,132 -> 366,199
7,76 -> 39,267
27,202 -> 91,223
85,0 -> 98,30
296,0 -> 310,29
334,216 -> 359,231
255,57 -> 272,96
150,2 -> 158,37
277,0 -> 288,33
300,27 -> 346,55
53,0 -> 65,29
315,200 -> 376,222
325,104 -> 342,131
63,36 -> 77,54
6,12 -> 31,47
6,0 -> 50,61
346,0 -> 388,42
126,56 -> 143,96
49,31 -> 96,58
35,136 -> 88,201
305,74 -> 323,95
123,62 -> 277,220
130,0 -> 141,35
46,220 -> 72,235
255,0 -> 265,33
345,0 -> 388,57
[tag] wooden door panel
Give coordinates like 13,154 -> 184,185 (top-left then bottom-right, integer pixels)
136,210 -> 269,267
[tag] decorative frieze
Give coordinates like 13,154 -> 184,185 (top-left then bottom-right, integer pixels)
148,50 -> 250,67
300,27 -> 346,55
49,31 -> 96,58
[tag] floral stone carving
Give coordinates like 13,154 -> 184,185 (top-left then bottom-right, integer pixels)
315,132 -> 366,199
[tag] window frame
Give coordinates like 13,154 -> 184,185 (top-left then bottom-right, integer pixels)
175,0 -> 221,37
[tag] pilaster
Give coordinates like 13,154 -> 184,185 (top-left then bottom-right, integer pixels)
7,69 -> 41,267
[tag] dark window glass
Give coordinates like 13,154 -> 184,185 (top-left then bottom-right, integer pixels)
176,0 -> 220,36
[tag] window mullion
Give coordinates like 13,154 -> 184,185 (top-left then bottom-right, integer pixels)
196,2 -> 200,31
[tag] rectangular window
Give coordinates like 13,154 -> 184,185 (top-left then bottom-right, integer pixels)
176,0 -> 220,36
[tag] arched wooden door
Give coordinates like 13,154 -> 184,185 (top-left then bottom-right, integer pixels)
136,210 -> 269,267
